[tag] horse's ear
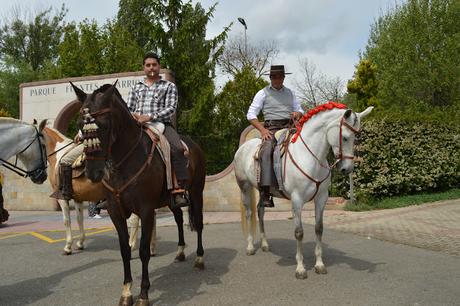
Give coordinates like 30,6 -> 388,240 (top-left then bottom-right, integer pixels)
357,106 -> 374,119
33,119 -> 37,125
70,81 -> 87,103
38,119 -> 47,132
344,109 -> 352,119
102,80 -> 119,100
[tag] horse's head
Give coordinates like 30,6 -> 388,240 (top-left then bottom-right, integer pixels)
71,82 -> 119,182
18,120 -> 48,184
326,106 -> 373,174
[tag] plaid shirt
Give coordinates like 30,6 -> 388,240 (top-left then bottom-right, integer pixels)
126,78 -> 177,123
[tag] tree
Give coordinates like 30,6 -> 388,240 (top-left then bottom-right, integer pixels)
117,0 -> 155,50
347,59 -> 380,111
295,57 -> 345,108
214,66 -> 268,136
116,0 -> 231,134
101,19 -> 144,74
219,35 -> 279,78
0,5 -> 67,71
364,0 -> 460,111
202,67 -> 268,174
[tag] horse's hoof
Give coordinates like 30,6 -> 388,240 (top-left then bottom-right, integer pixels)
295,270 -> 308,279
134,298 -> 149,306
118,295 -> 133,306
76,243 -> 84,250
261,245 -> 270,252
315,265 -> 328,274
150,252 -> 156,257
246,248 -> 256,256
174,252 -> 186,262
62,250 -> 72,256
194,258 -> 205,270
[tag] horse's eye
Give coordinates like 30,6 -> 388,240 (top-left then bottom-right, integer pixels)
343,137 -> 348,142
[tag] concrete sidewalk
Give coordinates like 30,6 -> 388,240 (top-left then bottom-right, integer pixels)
1,199 -> 459,256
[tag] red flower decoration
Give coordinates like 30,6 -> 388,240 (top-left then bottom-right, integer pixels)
291,101 -> 347,143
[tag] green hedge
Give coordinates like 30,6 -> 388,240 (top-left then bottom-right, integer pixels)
348,118 -> 460,201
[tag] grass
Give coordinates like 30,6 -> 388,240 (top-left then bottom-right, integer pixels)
345,188 -> 460,211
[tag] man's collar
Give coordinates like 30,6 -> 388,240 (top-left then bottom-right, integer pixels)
140,76 -> 165,86
269,84 -> 285,91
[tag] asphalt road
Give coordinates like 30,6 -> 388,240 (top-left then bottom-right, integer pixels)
1,219 -> 459,306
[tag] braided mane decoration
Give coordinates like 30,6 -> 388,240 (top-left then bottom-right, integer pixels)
291,101 -> 347,143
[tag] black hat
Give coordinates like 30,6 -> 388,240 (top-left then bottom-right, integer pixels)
264,65 -> 292,76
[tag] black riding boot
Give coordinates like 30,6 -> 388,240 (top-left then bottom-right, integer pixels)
170,180 -> 190,209
61,165 -> 73,200
259,186 -> 274,208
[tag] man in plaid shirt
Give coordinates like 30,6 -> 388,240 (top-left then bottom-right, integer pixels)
126,52 -> 189,208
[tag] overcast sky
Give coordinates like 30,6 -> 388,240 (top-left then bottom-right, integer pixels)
1,0 -> 404,90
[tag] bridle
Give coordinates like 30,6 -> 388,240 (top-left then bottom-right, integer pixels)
81,106 -> 143,168
281,112 -> 361,201
0,126 -> 47,180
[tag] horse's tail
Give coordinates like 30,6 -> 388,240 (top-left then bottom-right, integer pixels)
240,187 -> 257,238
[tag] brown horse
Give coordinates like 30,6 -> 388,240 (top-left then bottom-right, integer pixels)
38,121 -> 105,254
71,82 -> 205,306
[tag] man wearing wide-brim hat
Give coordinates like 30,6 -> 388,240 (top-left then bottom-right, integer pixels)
246,65 -> 303,207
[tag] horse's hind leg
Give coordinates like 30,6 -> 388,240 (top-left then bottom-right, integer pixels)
58,199 -> 73,255
240,186 -> 257,255
75,201 -> 85,250
257,200 -> 269,252
171,207 -> 186,262
190,188 -> 204,270
313,190 -> 328,274
137,211 -> 155,305
292,196 -> 307,279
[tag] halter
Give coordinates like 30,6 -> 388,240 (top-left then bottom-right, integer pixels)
282,112 -> 361,201
80,95 -> 149,219
0,126 -> 47,180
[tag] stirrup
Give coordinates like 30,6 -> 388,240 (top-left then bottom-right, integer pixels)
170,189 -> 190,209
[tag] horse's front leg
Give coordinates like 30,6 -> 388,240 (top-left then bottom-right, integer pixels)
58,199 -> 73,255
292,196 -> 307,279
313,190 -> 328,274
136,211 -> 155,305
171,207 -> 186,262
108,207 -> 133,306
74,201 -> 85,250
257,200 -> 269,252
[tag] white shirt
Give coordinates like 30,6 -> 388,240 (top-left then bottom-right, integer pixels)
246,85 -> 303,120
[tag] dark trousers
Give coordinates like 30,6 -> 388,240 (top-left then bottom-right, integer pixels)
163,124 -> 189,182
259,119 -> 290,187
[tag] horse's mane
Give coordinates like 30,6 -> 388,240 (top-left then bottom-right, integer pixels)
93,84 -> 132,114
0,117 -> 30,126
292,101 -> 347,142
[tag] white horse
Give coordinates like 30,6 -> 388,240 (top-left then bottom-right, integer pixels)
0,118 -> 47,184
0,117 -> 47,223
234,103 -> 373,279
